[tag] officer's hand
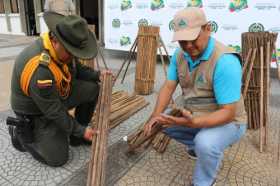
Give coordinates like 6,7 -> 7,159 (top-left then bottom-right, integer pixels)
83,127 -> 98,141
101,69 -> 113,75
99,70 -> 115,82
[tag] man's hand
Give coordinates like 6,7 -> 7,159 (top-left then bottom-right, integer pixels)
143,117 -> 159,136
83,126 -> 98,141
158,109 -> 198,128
99,70 -> 116,81
101,70 -> 113,75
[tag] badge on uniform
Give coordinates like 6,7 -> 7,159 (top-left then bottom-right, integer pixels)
37,80 -> 53,89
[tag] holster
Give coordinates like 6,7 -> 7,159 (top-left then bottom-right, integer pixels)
6,115 -> 34,144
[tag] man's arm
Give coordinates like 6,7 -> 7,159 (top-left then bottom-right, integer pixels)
143,80 -> 177,135
151,80 -> 177,117
75,60 -> 100,82
190,103 -> 237,128
29,66 -> 86,138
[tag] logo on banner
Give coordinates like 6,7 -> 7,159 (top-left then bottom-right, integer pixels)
271,48 -> 280,62
229,0 -> 248,12
169,20 -> 175,31
249,23 -> 264,32
151,0 -> 165,11
121,0 -> 132,11
112,19 -> 121,28
120,36 -> 131,46
138,19 -> 149,26
187,0 -> 203,8
228,44 -> 241,53
209,21 -> 218,33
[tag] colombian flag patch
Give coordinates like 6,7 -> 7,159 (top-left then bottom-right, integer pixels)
37,80 -> 53,88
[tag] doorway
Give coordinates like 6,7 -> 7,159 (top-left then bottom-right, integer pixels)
24,0 -> 37,35
80,0 -> 99,39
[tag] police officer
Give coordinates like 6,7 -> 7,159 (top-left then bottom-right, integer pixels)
9,12 -> 107,167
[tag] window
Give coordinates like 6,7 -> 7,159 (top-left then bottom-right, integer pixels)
0,0 -> 4,13
10,0 -> 19,13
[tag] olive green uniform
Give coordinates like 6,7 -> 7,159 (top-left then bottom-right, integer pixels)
11,38 -> 100,166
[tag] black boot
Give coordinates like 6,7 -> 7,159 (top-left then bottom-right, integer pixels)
69,135 -> 83,146
8,126 -> 26,152
69,135 -> 92,146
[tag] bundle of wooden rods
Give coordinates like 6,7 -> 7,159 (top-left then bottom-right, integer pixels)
110,91 -> 149,128
91,91 -> 149,129
241,32 -> 278,152
135,26 -> 160,95
127,108 -> 181,153
87,74 -> 112,186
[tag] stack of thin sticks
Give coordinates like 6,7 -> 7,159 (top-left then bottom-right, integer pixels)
241,32 -> 277,152
135,26 -> 160,95
127,108 -> 181,153
109,91 -> 149,129
87,74 -> 112,186
91,91 -> 149,129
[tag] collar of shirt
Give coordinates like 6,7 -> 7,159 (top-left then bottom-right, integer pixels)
182,37 -> 215,72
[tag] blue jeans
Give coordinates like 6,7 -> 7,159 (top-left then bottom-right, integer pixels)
164,123 -> 246,186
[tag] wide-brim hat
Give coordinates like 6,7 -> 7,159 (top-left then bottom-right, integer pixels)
43,11 -> 97,59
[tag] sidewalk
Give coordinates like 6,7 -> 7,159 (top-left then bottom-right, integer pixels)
0,34 -> 279,186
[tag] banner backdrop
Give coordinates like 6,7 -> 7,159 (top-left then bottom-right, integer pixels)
104,0 -> 280,67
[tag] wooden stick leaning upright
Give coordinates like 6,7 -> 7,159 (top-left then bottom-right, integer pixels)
87,73 -> 112,186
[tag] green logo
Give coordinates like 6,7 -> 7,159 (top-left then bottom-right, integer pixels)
151,0 -> 165,10
196,73 -> 205,85
121,0 -> 132,11
112,19 -> 121,28
187,0 -> 203,8
229,0 -> 248,12
178,19 -> 188,29
169,20 -> 175,31
138,19 -> 149,26
228,44 -> 241,53
120,36 -> 131,46
249,23 -> 265,32
209,21 -> 218,33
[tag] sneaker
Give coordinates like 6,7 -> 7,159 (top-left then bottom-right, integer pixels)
186,149 -> 197,160
8,126 -> 26,152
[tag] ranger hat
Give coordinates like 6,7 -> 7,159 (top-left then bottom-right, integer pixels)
172,7 -> 207,42
43,11 -> 97,59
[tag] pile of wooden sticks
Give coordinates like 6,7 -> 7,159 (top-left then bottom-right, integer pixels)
241,32 -> 278,152
87,74 -> 112,186
127,108 -> 181,153
91,91 -> 149,129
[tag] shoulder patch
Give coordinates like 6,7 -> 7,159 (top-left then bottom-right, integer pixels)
39,52 -> 51,66
37,79 -> 53,89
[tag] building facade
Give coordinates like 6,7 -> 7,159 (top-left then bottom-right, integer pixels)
0,0 -> 103,42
